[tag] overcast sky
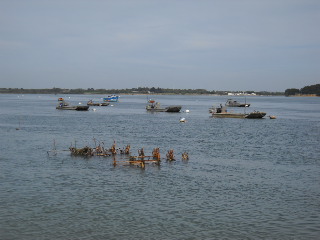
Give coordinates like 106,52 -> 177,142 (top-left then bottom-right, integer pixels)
0,0 -> 319,91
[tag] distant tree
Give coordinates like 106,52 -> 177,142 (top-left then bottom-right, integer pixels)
155,87 -> 163,93
69,88 -> 85,94
150,87 -> 156,92
285,88 -> 300,96
300,84 -> 320,95
0,87 -> 283,95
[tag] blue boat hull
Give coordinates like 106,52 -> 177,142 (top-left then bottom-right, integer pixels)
103,96 -> 119,102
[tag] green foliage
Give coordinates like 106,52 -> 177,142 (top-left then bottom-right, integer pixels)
285,88 -> 300,96
0,87 -> 283,96
300,84 -> 320,96
285,84 -> 320,96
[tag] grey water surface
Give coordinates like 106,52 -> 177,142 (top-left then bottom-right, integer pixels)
0,94 -> 319,240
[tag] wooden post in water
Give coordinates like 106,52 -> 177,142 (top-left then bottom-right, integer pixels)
166,149 -> 175,161
152,148 -> 161,164
138,148 -> 145,159
140,159 -> 145,169
125,145 -> 131,154
113,156 -> 117,167
110,141 -> 117,155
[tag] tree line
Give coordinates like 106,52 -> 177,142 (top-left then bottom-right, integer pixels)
285,84 -> 320,96
0,87 -> 283,96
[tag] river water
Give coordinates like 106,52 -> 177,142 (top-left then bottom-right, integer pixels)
0,94 -> 319,239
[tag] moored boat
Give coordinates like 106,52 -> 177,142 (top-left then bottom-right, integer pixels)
211,105 -> 266,119
103,95 -> 119,102
87,100 -> 110,106
225,99 -> 250,107
146,100 -> 182,112
56,98 -> 89,111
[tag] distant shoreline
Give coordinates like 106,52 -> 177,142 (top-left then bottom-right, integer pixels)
0,92 -> 288,97
2,92 -> 318,97
0,88 -> 284,96
2,93 -> 318,97
287,94 -> 319,97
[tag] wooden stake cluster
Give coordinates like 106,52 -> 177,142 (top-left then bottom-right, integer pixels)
116,148 -> 161,169
69,141 -> 131,157
70,146 -> 94,156
182,152 -> 189,160
65,139 -> 189,169
95,144 -> 110,156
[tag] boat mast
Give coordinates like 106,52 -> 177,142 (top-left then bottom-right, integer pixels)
244,96 -> 247,114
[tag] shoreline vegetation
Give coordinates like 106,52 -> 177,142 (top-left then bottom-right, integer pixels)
285,84 -> 320,97
0,87 -> 283,96
0,84 -> 319,96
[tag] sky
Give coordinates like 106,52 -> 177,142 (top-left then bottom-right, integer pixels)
0,0 -> 319,91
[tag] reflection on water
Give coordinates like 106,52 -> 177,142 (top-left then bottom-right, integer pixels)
0,94 -> 319,239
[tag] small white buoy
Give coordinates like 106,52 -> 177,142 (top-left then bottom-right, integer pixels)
92,108 -> 97,111
185,109 -> 190,113
79,102 -> 82,105
111,105 -> 114,107
180,118 -> 186,123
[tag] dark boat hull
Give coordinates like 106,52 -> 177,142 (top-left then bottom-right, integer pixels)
226,103 -> 251,107
212,111 -> 266,118
87,102 -> 110,106
225,99 -> 250,107
56,106 -> 89,111
245,111 -> 266,118
165,106 -> 182,112
56,98 -> 89,111
146,105 -> 182,112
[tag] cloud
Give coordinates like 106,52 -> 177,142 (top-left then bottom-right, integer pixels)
0,0 -> 319,90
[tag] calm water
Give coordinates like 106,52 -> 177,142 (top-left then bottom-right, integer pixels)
0,94 -> 319,240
